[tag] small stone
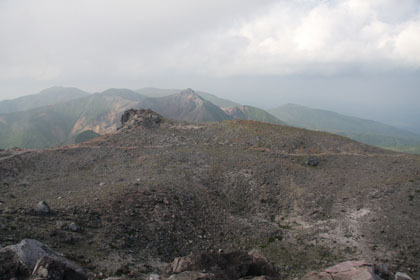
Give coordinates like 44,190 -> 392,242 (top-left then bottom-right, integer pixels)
306,157 -> 319,167
395,272 -> 412,280
69,222 -> 81,232
148,273 -> 160,280
35,201 -> 51,214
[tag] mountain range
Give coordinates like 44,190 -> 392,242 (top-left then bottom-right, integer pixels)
1,109 -> 419,278
269,104 -> 420,151
0,86 -> 419,153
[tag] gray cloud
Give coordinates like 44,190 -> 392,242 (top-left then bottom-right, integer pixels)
0,0 -> 419,131
1,0 -> 419,86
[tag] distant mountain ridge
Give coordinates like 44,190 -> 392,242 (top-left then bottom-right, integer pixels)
138,88 -> 232,123
0,89 -> 144,148
136,87 -> 241,108
269,103 -> 420,149
223,105 -> 286,125
0,86 -> 89,114
0,88 -> 281,149
1,86 -> 419,154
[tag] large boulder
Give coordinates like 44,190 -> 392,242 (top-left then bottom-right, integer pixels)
0,239 -> 87,280
163,250 -> 279,280
120,109 -> 162,129
0,247 -> 31,280
31,255 -> 87,280
167,271 -> 215,280
302,261 -> 389,280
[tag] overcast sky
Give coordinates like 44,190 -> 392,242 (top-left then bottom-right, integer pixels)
1,0 -> 420,129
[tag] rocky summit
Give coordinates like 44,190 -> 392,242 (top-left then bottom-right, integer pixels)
0,110 -> 419,279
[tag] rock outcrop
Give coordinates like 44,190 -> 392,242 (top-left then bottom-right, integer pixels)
163,250 -> 279,280
0,239 -> 87,280
302,260 -> 391,280
120,109 -> 162,129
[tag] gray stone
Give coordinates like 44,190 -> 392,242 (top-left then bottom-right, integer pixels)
306,157 -> 319,167
69,222 -> 81,232
31,255 -> 88,280
0,239 -> 87,280
148,274 -> 161,280
0,247 -> 31,280
35,201 -> 50,214
395,272 -> 412,280
5,239 -> 58,271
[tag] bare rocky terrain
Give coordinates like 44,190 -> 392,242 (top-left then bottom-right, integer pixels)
1,109 -> 419,279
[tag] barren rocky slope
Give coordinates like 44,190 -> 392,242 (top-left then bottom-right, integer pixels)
0,110 -> 419,279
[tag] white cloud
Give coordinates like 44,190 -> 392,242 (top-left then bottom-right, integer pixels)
0,0 -> 420,86
182,0 -> 420,76
394,20 -> 420,66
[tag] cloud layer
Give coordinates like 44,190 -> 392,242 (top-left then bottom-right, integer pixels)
180,0 -> 420,76
0,0 -> 419,89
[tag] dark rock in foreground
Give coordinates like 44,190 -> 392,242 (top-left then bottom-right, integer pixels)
0,239 -> 87,280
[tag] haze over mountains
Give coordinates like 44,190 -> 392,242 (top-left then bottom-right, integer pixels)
269,104 -> 420,152
0,86 -> 419,153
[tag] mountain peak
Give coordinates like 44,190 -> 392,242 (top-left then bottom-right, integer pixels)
180,88 -> 196,95
179,88 -> 203,99
177,88 -> 206,105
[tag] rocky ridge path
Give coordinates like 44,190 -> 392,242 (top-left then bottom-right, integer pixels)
0,109 -> 419,279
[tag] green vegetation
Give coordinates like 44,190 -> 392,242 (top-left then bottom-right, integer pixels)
237,105 -> 286,125
269,104 -> 420,151
75,130 -> 101,144
1,87 -> 419,154
0,89 -> 143,149
383,145 -> 420,155
0,86 -> 89,114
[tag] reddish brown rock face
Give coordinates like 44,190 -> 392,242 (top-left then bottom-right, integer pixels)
163,250 -> 279,280
302,261 -> 384,280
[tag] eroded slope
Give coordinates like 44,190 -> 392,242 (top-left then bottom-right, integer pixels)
0,111 -> 419,279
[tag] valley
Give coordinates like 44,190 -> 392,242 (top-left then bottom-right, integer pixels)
0,87 -> 419,155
